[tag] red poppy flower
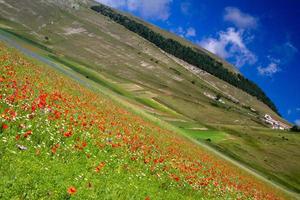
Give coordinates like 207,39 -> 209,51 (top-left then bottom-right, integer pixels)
82,141 -> 87,148
95,162 -> 106,172
15,134 -> 21,141
2,124 -> 8,130
64,131 -> 72,137
24,130 -> 32,138
67,186 -> 77,195
51,144 -> 60,154
170,174 -> 180,182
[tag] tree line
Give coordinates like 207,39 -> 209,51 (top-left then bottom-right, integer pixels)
91,4 -> 279,115
291,125 -> 300,132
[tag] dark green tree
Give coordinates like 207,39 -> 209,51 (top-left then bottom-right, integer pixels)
290,125 -> 300,132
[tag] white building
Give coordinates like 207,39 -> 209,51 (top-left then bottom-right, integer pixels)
263,114 -> 289,130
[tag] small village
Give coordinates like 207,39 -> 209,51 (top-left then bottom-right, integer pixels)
263,114 -> 290,130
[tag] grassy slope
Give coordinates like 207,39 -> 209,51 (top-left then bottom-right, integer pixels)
0,0 -> 299,195
0,0 -> 282,125
1,25 -> 300,196
215,126 -> 300,192
1,43 -> 292,199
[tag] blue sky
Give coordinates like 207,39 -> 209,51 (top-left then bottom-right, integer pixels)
96,0 -> 300,125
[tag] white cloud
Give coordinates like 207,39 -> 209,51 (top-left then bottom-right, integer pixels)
257,57 -> 281,76
171,26 -> 196,38
297,108 -> 300,111
199,37 -> 228,58
295,119 -> 300,126
96,0 -> 173,21
131,0 -> 173,21
171,26 -> 185,38
186,27 -> 196,37
257,63 -> 280,76
285,42 -> 298,53
199,27 -> 256,67
224,7 -> 258,29
259,41 -> 298,77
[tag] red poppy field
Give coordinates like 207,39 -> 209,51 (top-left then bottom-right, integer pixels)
0,42 -> 288,199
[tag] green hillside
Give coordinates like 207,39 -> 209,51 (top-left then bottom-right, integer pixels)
0,0 -> 299,198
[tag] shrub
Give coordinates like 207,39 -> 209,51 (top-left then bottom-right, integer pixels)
290,125 -> 300,132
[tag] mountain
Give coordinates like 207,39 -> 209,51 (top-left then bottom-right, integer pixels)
0,0 -> 299,198
0,0 -> 282,121
90,4 -> 279,114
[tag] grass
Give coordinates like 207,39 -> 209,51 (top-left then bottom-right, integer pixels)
211,126 -> 300,193
0,0 -> 299,196
47,54 -> 131,97
1,25 -> 300,197
167,121 -> 227,143
0,28 -> 54,53
47,54 -> 181,117
1,42 -> 291,200
1,27 -> 299,196
184,130 -> 227,143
